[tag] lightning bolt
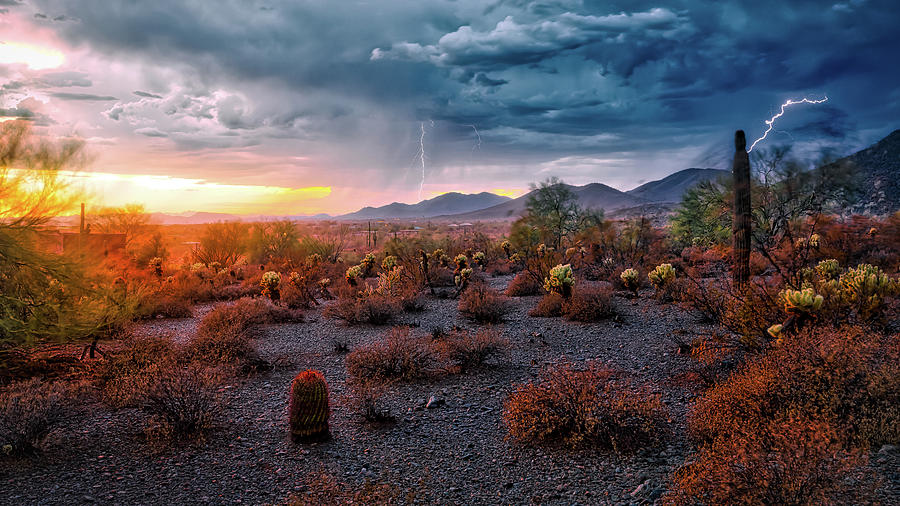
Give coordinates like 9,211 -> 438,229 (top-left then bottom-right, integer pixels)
466,124 -> 482,153
417,121 -> 427,201
747,95 -> 828,152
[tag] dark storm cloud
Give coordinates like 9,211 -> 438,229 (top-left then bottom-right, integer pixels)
133,91 -> 163,99
28,0 -> 900,184
50,92 -> 118,101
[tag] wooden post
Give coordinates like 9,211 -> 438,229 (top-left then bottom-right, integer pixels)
732,130 -> 751,289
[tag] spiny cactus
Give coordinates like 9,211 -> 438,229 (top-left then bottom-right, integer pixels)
839,263 -> 896,318
780,287 -> 824,314
814,259 -> 841,281
375,265 -> 405,297
544,264 -> 575,298
209,261 -> 222,273
732,130 -> 751,289
648,263 -> 675,289
289,271 -> 304,287
809,233 -> 820,248
288,370 -> 330,442
306,253 -> 322,267
453,254 -> 468,271
345,265 -> 362,286
500,240 -> 511,259
620,268 -> 640,293
381,255 -> 398,272
472,251 -> 486,270
149,257 -> 163,277
455,267 -> 473,291
361,253 -> 377,276
537,244 -> 548,257
261,271 -> 281,301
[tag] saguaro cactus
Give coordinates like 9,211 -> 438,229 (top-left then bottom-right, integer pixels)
732,130 -> 751,289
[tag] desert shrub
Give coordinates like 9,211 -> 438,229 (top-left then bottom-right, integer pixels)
562,285 -> 615,322
688,325 -> 900,448
503,361 -> 667,453
288,370 -> 330,442
529,292 -> 564,317
432,328 -> 509,373
196,297 -> 302,343
185,322 -> 259,370
458,283 -> 509,323
287,471 -> 404,506
142,295 -> 193,319
665,416 -> 874,505
505,272 -> 542,296
323,293 -> 401,325
345,380 -> 394,423
94,335 -> 181,407
143,363 -> 223,442
0,379 -> 80,455
345,327 -> 438,383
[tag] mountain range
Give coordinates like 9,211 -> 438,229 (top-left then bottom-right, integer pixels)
88,129 -> 896,225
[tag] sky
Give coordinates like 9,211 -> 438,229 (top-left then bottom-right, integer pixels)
1,0 -> 898,215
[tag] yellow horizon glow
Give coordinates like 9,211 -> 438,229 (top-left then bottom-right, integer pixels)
0,41 -> 65,70
61,171 -> 331,215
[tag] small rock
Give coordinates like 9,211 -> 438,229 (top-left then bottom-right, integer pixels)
425,395 -> 444,409
878,444 -> 897,454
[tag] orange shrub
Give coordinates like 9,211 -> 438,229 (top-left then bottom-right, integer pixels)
143,363 -> 223,442
688,325 -> 900,448
94,335 -> 181,408
562,285 -> 615,322
432,328 -> 509,372
503,361 -> 667,453
665,417 -> 874,505
505,272 -> 542,296
529,292 -> 564,317
345,327 -> 438,382
458,283 -> 509,323
323,293 -> 401,325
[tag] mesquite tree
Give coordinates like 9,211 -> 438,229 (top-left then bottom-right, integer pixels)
732,130 -> 751,288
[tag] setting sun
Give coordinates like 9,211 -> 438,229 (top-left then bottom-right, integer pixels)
0,41 -> 64,70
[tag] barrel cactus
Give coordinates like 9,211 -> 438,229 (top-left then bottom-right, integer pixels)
620,268 -> 640,293
544,264 -> 575,298
288,370 -> 330,442
345,265 -> 362,286
648,263 -> 675,289
780,287 -> 824,314
261,271 -> 281,301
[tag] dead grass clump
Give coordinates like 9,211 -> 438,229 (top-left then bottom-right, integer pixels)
505,272 -> 542,296
0,379 -> 81,455
688,325 -> 900,449
562,285 -> 615,322
458,283 -> 509,323
433,328 -> 509,373
529,292 -> 564,317
94,335 -> 180,408
503,361 -> 667,453
665,416 -> 875,505
345,327 -> 438,383
345,380 -> 395,424
143,363 -> 223,442
323,294 -> 401,325
143,295 -> 193,319
287,471 -> 404,505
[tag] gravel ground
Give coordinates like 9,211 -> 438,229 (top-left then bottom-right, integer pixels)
2,274 -> 897,505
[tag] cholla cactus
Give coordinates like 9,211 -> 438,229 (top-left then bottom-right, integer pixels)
453,254 -> 468,271
431,249 -> 447,267
209,261 -> 222,273
361,253 -> 377,276
381,255 -> 398,272
306,253 -> 322,267
149,257 -> 163,277
544,264 -> 575,298
620,268 -> 640,293
839,264 -> 895,317
510,252 -> 522,263
500,240 -> 511,259
780,287 -> 824,314
809,233 -> 820,248
375,265 -> 405,297
472,251 -> 486,270
454,267 -> 473,290
345,265 -> 362,286
289,271 -> 304,287
288,370 -> 330,442
868,227 -> 878,237
815,259 -> 841,281
648,263 -> 675,289
190,262 -> 206,273
537,244 -> 548,257
767,324 -> 783,338
261,271 -> 282,301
